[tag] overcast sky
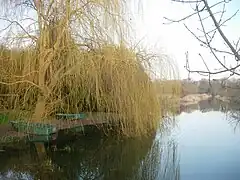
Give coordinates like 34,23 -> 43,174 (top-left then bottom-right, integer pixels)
133,0 -> 240,80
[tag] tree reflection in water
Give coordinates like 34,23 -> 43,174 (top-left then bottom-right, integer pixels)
136,140 -> 180,180
5,98 -> 240,180
225,110 -> 240,133
178,98 -> 236,114
0,130 -> 180,180
178,98 -> 240,134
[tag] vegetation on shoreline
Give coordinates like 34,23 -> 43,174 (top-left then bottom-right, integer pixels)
0,0 -> 180,137
181,78 -> 240,103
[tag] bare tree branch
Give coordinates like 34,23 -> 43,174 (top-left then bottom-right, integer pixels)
203,0 -> 240,61
0,17 -> 37,41
166,0 -> 240,80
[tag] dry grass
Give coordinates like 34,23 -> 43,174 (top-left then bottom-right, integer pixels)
0,0 -> 180,137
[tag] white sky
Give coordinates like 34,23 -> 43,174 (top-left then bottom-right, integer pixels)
132,0 -> 240,80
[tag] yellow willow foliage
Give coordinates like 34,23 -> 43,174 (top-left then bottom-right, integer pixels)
0,0 -> 180,137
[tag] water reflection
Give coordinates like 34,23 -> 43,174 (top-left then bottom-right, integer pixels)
179,99 -> 240,134
3,99 -> 240,180
175,100 -> 240,180
136,140 -> 180,180
0,131 -> 180,180
225,110 -> 240,133
179,98 -> 238,114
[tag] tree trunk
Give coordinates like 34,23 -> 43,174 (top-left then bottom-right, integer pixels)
31,95 -> 46,122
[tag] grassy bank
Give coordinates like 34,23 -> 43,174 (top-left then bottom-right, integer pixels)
0,0 -> 179,137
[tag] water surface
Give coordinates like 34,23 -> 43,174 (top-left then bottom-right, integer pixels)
1,100 -> 240,180
173,110 -> 240,180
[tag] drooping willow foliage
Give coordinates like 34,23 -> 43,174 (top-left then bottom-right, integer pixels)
0,0 -> 180,137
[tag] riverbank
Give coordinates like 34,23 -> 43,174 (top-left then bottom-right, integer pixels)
179,93 -> 240,106
214,95 -> 231,103
180,93 -> 212,106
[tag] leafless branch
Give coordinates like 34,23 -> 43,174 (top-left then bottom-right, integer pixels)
167,0 -> 240,80
0,17 -> 37,41
203,0 -> 240,61
185,51 -> 240,75
164,0 -> 227,24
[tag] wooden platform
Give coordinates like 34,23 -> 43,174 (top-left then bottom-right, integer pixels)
53,112 -> 121,130
0,112 -> 121,144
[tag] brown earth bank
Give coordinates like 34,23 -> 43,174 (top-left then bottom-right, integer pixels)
180,93 -> 212,106
180,93 -> 238,105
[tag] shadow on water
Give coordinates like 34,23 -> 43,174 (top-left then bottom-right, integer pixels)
0,130 -> 180,180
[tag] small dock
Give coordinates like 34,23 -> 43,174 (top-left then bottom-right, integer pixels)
53,112 -> 120,130
0,112 -> 121,144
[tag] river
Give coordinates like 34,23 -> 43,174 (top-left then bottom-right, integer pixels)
0,99 -> 240,180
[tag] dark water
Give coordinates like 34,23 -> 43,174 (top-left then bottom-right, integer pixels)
0,134 -> 178,180
1,100 -> 240,180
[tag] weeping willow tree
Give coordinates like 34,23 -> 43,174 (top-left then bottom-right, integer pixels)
0,0 -> 179,137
